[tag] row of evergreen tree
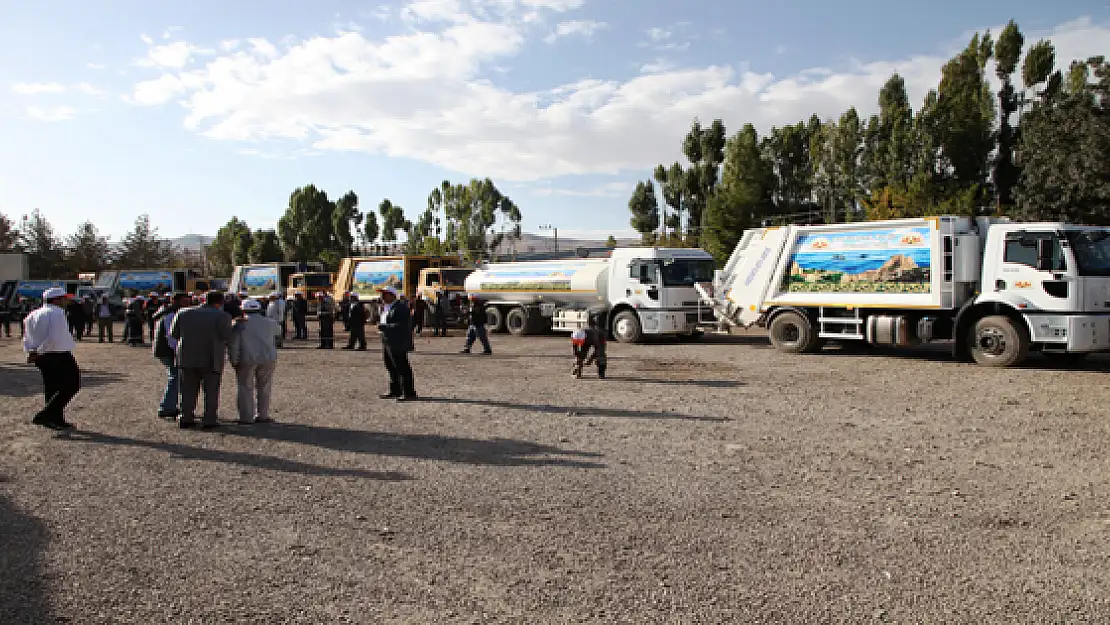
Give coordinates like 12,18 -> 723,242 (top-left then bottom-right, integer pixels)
628,20 -> 1110,261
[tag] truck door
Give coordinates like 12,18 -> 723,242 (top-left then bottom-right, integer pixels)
997,231 -> 1077,312
173,271 -> 186,292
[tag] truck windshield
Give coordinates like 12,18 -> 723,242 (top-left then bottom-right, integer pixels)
659,259 -> 715,286
305,274 -> 331,287
1065,230 -> 1110,276
441,270 -> 470,286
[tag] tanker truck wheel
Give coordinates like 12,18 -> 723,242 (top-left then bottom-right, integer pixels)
485,306 -> 506,333
769,311 -> 820,354
969,315 -> 1029,367
506,307 -> 530,336
612,310 -> 643,343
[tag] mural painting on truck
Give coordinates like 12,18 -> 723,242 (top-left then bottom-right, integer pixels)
242,267 -> 280,297
476,263 -> 593,292
118,271 -> 174,292
783,227 -> 932,294
16,281 -> 66,298
352,260 -> 403,299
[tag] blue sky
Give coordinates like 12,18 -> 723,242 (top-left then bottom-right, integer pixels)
1,0 -> 1108,243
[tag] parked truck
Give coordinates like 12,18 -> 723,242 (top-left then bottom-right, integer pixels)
286,271 -> 335,315
697,216 -> 1110,367
464,247 -> 715,342
229,262 -> 324,300
333,256 -> 461,304
416,266 -> 474,327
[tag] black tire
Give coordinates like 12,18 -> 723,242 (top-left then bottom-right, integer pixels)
769,311 -> 820,354
611,310 -> 643,343
968,315 -> 1029,367
506,307 -> 529,336
486,306 -> 506,333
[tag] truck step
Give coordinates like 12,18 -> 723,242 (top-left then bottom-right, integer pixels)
818,317 -> 863,325
818,332 -> 865,340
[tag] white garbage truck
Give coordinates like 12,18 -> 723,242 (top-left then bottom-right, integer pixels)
697,216 -> 1110,367
464,247 -> 715,342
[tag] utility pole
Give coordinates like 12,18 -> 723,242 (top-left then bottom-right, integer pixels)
540,224 -> 558,253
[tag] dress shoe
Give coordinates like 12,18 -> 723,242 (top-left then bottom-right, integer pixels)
177,418 -> 196,429
397,394 -> 418,402
379,393 -> 400,399
201,423 -> 221,430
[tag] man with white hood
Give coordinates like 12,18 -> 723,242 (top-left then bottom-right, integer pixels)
229,298 -> 282,424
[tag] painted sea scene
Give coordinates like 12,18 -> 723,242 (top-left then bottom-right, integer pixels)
782,226 -> 932,293
243,267 -> 279,296
352,260 -> 403,297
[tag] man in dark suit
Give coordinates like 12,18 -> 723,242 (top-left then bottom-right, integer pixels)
170,291 -> 233,429
377,287 -> 417,401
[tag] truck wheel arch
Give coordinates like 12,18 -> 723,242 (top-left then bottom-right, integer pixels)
952,301 -> 1033,359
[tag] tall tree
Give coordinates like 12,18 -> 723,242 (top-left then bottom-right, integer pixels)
20,210 -> 65,278
332,191 -> 361,257
250,230 -> 283,263
1023,39 -> 1058,101
277,185 -> 335,262
766,122 -> 815,215
653,162 -> 686,240
934,31 -> 995,209
680,118 -> 727,243
703,123 -> 775,262
65,221 -> 111,273
115,214 -> 175,268
233,229 -> 253,266
0,212 -> 18,251
207,217 -> 251,276
627,180 -> 660,243
363,212 -> 380,252
992,20 -> 1024,212
378,199 -> 408,244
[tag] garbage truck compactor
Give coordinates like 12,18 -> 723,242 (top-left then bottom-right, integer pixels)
697,216 -> 1110,367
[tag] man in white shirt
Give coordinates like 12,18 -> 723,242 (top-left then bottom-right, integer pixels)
265,292 -> 286,348
23,287 -> 80,429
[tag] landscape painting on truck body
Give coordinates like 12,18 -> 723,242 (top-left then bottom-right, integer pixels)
475,263 -> 592,292
352,260 -> 403,299
782,227 -> 932,293
242,267 -> 280,296
118,271 -> 173,293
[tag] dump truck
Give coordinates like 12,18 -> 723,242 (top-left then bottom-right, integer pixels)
697,216 -> 1110,367
285,271 -> 335,315
229,262 -> 324,300
332,256 -> 461,304
464,247 -> 715,342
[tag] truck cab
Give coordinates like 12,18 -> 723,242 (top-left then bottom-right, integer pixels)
605,248 -> 715,341
417,267 -> 473,326
286,271 -> 335,315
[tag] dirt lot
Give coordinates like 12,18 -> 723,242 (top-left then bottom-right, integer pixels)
1,322 -> 1110,623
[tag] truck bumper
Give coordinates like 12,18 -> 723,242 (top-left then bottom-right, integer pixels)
640,310 -> 699,335
1031,314 -> 1110,352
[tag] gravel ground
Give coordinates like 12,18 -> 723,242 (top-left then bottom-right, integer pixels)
2,322 -> 1110,623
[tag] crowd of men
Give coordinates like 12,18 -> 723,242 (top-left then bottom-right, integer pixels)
9,284 -> 609,431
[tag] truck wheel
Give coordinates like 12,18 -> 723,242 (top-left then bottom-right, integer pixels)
486,306 -> 506,333
769,311 -> 820,354
506,307 -> 529,336
969,315 -> 1029,367
612,310 -> 642,343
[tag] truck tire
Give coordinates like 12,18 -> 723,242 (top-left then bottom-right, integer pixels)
506,307 -> 529,336
612,310 -> 643,343
486,306 -> 506,333
769,311 -> 820,354
969,315 -> 1029,367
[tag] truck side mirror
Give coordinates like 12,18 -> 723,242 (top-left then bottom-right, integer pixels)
1036,239 -> 1054,271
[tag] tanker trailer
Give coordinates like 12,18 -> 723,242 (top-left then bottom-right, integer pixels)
464,247 -> 715,342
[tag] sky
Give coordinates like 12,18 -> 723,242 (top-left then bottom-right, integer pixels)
1,0 -> 1108,243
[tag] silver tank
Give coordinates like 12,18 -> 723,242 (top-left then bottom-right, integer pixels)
464,259 -> 610,305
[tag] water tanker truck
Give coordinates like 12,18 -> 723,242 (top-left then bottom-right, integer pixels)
464,247 -> 715,342
697,215 -> 1110,367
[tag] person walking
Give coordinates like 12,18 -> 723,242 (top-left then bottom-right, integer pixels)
145,294 -> 160,341
317,292 -> 335,349
0,297 -> 11,338
265,292 -> 286,348
291,292 -> 309,340
411,294 -> 427,336
152,292 -> 190,419
377,286 -> 417,401
169,291 -> 233,429
95,295 -> 114,343
344,293 -> 367,350
460,296 -> 493,355
82,296 -> 95,337
229,299 -> 281,424
66,297 -> 86,340
23,287 -> 81,429
223,292 -> 243,320
124,297 -> 145,346
432,287 -> 449,337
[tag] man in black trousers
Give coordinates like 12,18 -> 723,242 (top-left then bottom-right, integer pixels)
377,286 -> 417,401
23,287 -> 81,429
344,293 -> 367,350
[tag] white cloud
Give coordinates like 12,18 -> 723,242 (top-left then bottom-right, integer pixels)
125,11 -> 1110,183
86,63 -> 107,70
639,58 -> 676,74
136,40 -> 213,69
532,181 -> 629,197
140,33 -> 154,45
645,27 -> 670,43
12,82 -> 67,94
73,82 -> 107,98
544,19 -> 606,44
26,105 -> 76,122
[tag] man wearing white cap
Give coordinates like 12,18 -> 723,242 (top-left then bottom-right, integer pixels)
265,291 -> 286,348
23,287 -> 81,429
229,298 -> 281,424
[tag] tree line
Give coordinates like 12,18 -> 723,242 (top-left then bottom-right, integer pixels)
206,177 -> 522,277
628,20 -> 1110,262
0,211 -> 182,279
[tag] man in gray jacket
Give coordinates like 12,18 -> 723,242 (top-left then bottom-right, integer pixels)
229,299 -> 281,424
170,291 -> 233,429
